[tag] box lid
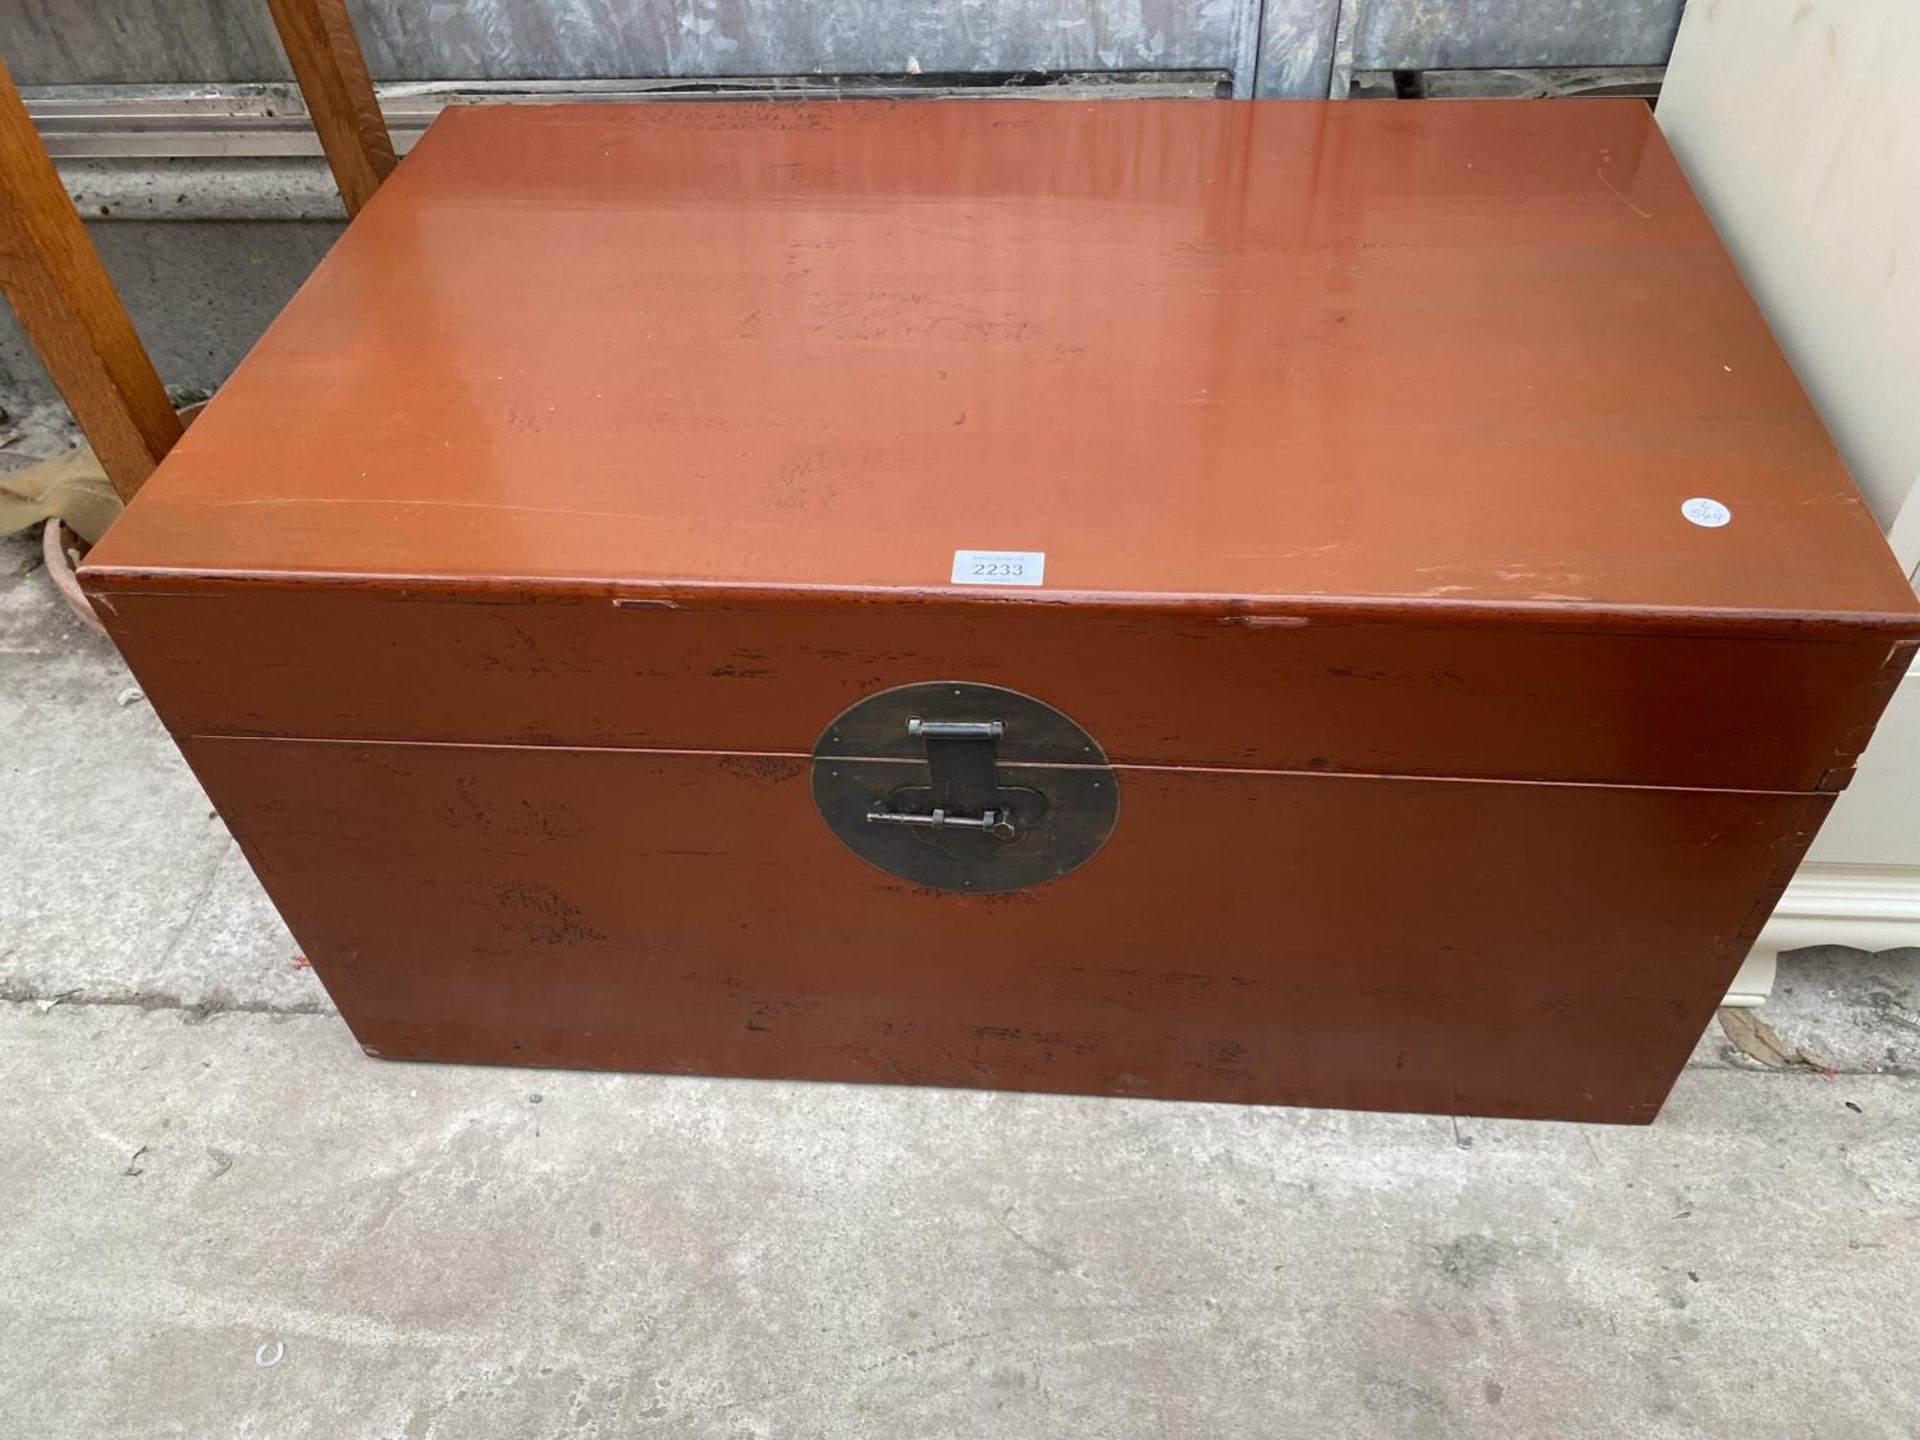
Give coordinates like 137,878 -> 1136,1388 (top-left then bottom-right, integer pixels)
85,98 -> 1920,633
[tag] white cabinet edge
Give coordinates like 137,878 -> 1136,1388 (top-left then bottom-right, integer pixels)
1732,862 -> 1920,1006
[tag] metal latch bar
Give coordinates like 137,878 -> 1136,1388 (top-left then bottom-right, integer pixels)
906,719 -> 1004,740
865,806 -> 1018,840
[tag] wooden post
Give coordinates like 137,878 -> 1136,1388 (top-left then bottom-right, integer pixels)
0,53 -> 182,502
265,0 -> 396,218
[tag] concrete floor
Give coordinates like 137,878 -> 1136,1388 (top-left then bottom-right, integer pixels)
4,417 -> 1920,1437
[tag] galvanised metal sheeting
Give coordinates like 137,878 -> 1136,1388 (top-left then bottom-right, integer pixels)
2,1 -> 1262,89
2,0 -> 1683,99
1353,0 -> 1684,73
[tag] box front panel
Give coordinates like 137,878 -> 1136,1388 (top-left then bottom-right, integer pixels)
183,734 -> 1825,1123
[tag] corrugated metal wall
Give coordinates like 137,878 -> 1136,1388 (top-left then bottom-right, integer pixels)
2,0 -> 1685,99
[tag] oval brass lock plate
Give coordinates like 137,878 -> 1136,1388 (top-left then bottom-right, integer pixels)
811,682 -> 1119,893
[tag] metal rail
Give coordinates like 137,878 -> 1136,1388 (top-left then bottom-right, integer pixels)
22,73 -> 1233,160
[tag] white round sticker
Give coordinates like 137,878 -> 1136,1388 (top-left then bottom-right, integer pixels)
1681,497 -> 1731,528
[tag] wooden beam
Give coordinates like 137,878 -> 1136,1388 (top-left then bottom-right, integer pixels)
0,53 -> 182,503
266,0 -> 396,218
